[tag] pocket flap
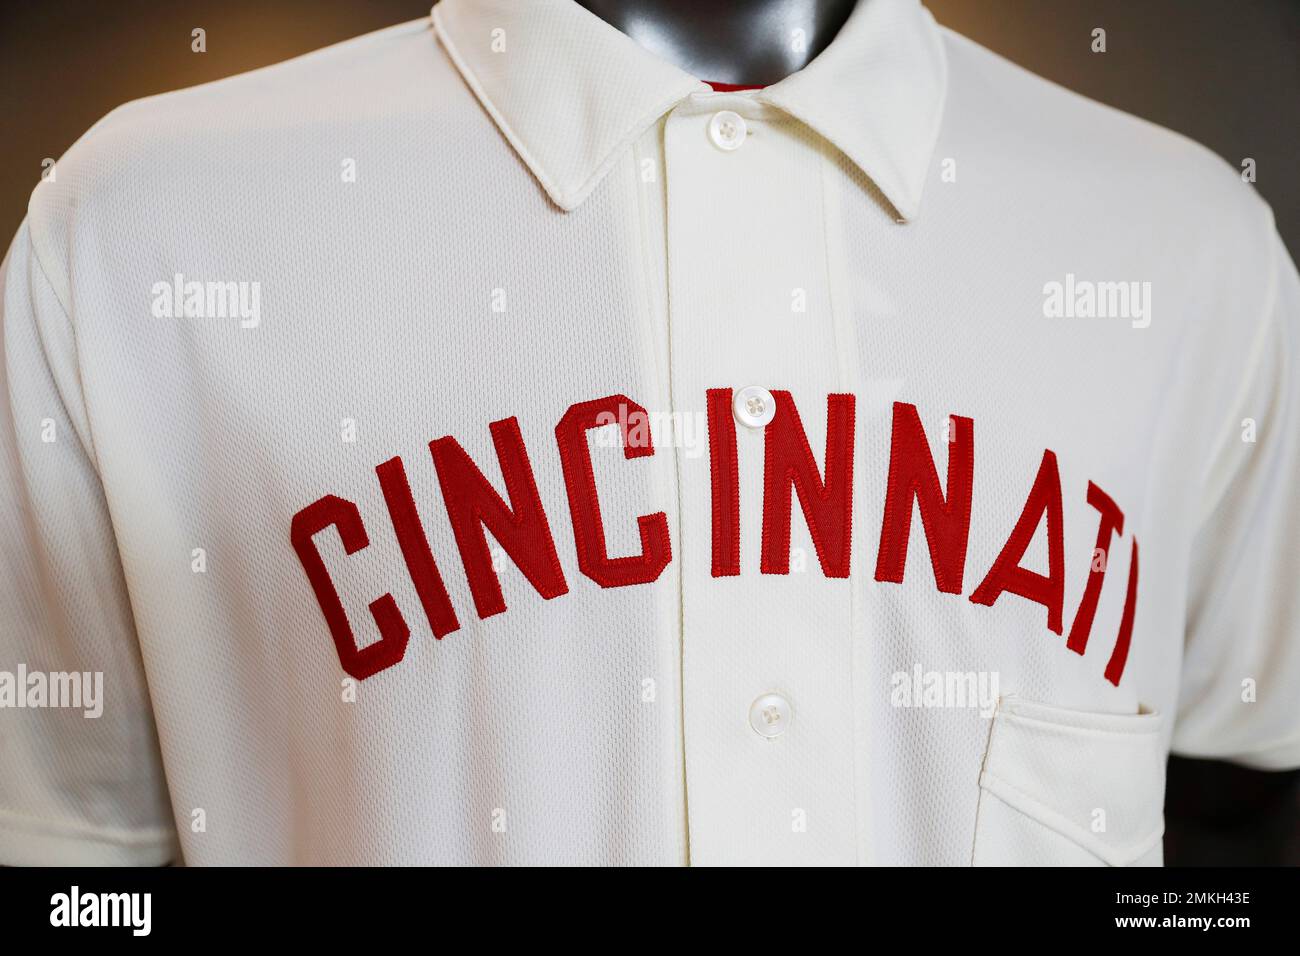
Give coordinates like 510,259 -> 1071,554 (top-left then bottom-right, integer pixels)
978,696 -> 1166,866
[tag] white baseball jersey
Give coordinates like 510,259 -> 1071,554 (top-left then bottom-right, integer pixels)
2,0 -> 1298,866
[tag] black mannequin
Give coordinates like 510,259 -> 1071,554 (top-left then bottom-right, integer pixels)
573,0 -> 860,87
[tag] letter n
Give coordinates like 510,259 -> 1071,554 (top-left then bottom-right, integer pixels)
874,403 -> 973,593
761,391 -> 855,577
431,418 -> 568,618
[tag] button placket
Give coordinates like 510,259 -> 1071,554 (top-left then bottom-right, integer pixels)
663,95 -> 857,865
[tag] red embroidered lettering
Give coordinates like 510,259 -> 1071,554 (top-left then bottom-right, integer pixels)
376,456 -> 460,639
874,403 -> 974,594
707,388 -> 740,577
290,495 -> 409,680
761,391 -> 855,578
431,418 -> 568,618
1105,538 -> 1139,686
969,449 -> 1066,634
555,395 -> 672,587
1065,481 -> 1124,655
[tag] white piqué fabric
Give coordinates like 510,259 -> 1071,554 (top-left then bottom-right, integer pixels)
973,698 -> 1165,867
1,0 -> 1297,866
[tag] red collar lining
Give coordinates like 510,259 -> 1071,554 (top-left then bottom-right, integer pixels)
705,81 -> 764,92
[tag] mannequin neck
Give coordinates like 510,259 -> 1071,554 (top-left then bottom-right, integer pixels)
573,0 -> 859,87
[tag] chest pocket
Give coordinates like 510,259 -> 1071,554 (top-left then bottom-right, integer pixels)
972,696 -> 1166,866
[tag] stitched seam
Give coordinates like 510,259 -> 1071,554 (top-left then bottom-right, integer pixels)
970,699 -> 1005,865
1219,729 -> 1300,761
980,770 -> 1163,866
1193,205 -> 1282,528
432,4 -> 701,209
0,805 -> 176,848
20,231 -> 106,478
655,119 -> 694,864
1002,709 -> 1161,738
818,151 -> 869,864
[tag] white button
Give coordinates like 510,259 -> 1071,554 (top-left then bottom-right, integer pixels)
708,110 -> 747,151
733,385 -> 776,428
749,693 -> 792,739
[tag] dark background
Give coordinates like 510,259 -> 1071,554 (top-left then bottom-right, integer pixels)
1,1 -> 1297,864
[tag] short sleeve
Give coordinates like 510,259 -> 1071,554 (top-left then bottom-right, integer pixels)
0,220 -> 178,864
1174,227 -> 1300,770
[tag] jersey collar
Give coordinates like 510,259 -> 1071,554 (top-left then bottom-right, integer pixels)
431,0 -> 947,221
